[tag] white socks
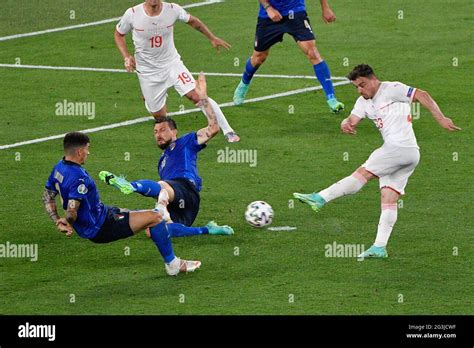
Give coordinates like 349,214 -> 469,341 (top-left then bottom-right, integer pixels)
318,172 -> 367,203
374,203 -> 398,247
205,97 -> 234,135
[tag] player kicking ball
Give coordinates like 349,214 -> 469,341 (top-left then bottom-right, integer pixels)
115,0 -> 240,142
99,73 -> 234,241
42,132 -> 201,276
233,0 -> 344,113
294,64 -> 460,258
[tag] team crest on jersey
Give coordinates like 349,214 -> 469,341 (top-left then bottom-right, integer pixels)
77,184 -> 88,194
161,157 -> 167,169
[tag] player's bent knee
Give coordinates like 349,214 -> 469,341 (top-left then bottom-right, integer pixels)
252,51 -> 268,66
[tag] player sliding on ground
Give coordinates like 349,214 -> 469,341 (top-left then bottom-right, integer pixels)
42,132 -> 201,276
99,73 -> 234,241
233,0 -> 344,113
294,64 -> 461,258
115,0 -> 240,143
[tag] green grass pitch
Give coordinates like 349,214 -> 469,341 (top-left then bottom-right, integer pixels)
0,0 -> 473,315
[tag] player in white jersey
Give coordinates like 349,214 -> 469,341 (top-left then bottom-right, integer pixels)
115,0 -> 240,142
294,64 -> 460,258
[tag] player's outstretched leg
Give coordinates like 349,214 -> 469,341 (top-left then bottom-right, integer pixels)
166,221 -> 233,237
293,192 -> 327,212
205,221 -> 234,235
294,170 -> 371,212
149,221 -> 201,276
99,171 -> 135,194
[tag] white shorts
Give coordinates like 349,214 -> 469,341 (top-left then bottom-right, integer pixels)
362,144 -> 420,195
137,59 -> 196,113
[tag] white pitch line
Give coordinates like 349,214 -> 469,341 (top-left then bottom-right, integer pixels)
0,0 -> 224,42
0,80 -> 351,150
0,63 -> 348,80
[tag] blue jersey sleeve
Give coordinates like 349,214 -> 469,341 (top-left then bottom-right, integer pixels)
68,176 -> 90,201
45,170 -> 58,192
182,132 -> 206,152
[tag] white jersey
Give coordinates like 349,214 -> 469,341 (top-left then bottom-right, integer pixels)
116,2 -> 191,74
351,81 -> 419,148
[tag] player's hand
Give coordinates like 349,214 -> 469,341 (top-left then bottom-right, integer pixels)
438,117 -> 461,131
195,72 -> 208,100
322,7 -> 336,23
56,218 -> 74,237
266,7 -> 283,22
341,119 -> 357,135
211,37 -> 232,52
124,55 -> 136,72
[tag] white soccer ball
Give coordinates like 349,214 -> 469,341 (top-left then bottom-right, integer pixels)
245,201 -> 273,228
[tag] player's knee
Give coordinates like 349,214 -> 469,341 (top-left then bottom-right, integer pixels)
152,110 -> 167,119
252,52 -> 268,66
307,48 -> 322,63
150,211 -> 163,226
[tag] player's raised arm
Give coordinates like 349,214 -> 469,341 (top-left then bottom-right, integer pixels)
195,73 -> 220,144
340,115 -> 362,135
413,89 -> 461,131
320,0 -> 337,23
186,15 -> 231,52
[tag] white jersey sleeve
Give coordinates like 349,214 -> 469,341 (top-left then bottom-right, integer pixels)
171,3 -> 191,23
116,8 -> 134,35
351,96 -> 367,119
388,81 -> 417,103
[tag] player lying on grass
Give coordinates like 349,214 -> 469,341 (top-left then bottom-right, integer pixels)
99,73 -> 234,239
115,0 -> 240,143
294,64 -> 460,258
233,0 -> 344,113
42,132 -> 202,276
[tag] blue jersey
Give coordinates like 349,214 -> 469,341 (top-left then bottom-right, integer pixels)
45,159 -> 108,239
158,132 -> 206,191
258,0 -> 306,18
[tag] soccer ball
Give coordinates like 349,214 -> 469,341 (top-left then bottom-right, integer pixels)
245,201 -> 273,228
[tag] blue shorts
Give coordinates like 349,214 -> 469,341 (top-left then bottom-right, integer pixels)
255,11 -> 315,52
165,178 -> 200,227
90,206 -> 134,244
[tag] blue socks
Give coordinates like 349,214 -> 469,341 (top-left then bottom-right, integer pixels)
242,58 -> 258,85
168,223 -> 209,238
149,221 -> 175,263
313,60 -> 335,100
131,180 -> 161,198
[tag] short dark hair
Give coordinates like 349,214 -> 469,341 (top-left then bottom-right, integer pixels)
154,116 -> 177,130
347,64 -> 376,81
63,132 -> 90,152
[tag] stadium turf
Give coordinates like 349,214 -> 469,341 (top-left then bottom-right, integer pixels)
0,0 -> 472,314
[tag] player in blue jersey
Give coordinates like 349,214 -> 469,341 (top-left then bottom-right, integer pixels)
98,73 -> 234,239
42,132 -> 202,276
233,0 -> 344,113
